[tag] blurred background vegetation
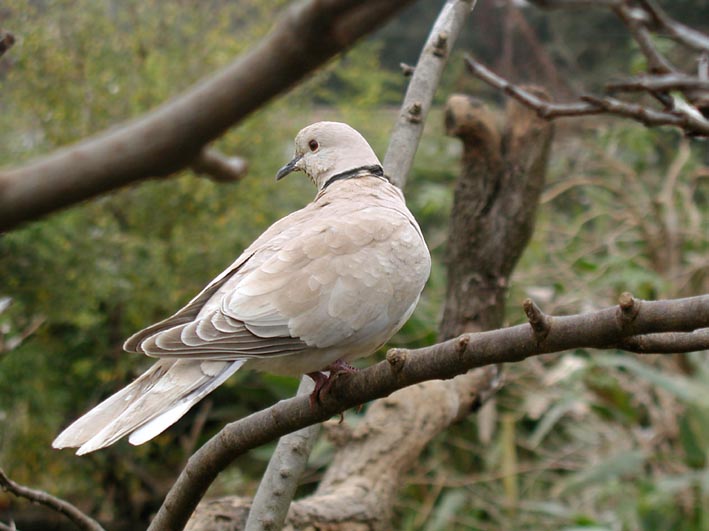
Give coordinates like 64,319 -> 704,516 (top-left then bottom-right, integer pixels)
0,0 -> 708,529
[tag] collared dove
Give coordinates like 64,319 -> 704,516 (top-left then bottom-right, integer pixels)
53,121 -> 431,455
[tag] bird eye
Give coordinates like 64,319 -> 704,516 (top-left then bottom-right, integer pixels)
308,139 -> 319,152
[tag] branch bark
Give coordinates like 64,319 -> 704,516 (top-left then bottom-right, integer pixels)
383,0 -> 476,188
154,293 -> 709,531
0,0 -> 416,232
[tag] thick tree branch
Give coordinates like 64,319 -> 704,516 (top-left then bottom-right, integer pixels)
0,0 -> 415,232
0,468 -> 105,531
150,293 -> 709,531
383,0 -> 476,188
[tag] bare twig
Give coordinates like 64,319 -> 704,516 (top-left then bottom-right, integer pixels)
612,2 -> 674,75
464,56 -> 709,136
383,0 -> 476,188
0,468 -> 105,531
635,0 -> 709,53
0,0 -> 416,232
0,30 -> 14,58
149,294 -> 709,531
244,377 -> 319,531
530,0 -> 620,8
606,74 -> 709,94
190,148 -> 248,183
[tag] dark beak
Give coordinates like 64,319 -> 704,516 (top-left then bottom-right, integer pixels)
275,155 -> 302,181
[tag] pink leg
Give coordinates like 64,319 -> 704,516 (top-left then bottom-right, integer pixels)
306,359 -> 359,407
306,371 -> 328,409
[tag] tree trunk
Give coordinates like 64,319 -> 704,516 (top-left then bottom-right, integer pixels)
440,89 -> 553,337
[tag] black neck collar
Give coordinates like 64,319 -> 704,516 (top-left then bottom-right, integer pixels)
321,165 -> 387,191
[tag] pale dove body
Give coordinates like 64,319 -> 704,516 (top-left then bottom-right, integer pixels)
53,122 -> 431,455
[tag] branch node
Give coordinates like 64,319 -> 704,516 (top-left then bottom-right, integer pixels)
456,334 -> 470,354
399,62 -> 415,77
523,298 -> 552,341
406,102 -> 423,123
386,348 -> 408,373
617,291 -> 640,326
433,31 -> 449,57
190,148 -> 248,183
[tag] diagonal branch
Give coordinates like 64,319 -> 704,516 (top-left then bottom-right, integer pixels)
383,0 -> 476,188
149,293 -> 709,531
0,0 -> 416,232
0,468 -> 105,531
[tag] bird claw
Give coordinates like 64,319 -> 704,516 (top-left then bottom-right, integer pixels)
306,359 -> 359,410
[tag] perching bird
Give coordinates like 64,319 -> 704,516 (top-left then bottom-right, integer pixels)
53,121 -> 431,455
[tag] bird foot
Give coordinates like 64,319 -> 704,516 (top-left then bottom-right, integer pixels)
306,359 -> 359,408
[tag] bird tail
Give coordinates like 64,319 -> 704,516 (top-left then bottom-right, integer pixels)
52,358 -> 246,455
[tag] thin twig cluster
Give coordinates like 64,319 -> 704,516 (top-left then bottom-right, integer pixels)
466,0 -> 709,136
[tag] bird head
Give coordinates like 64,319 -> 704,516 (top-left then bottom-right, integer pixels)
276,121 -> 381,190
